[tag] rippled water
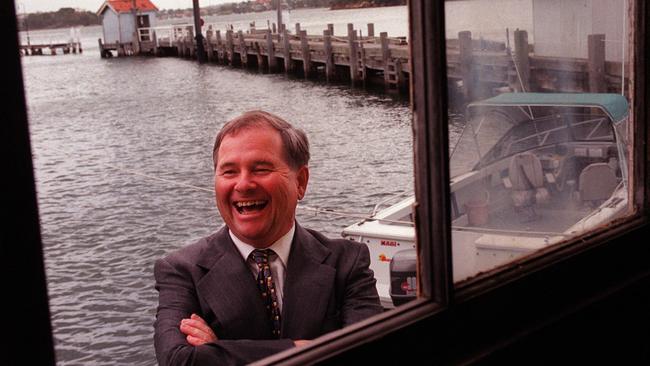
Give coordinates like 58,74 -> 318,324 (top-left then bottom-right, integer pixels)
22,8 -> 412,365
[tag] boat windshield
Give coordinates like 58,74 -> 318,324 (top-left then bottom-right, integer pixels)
450,109 -> 515,177
567,114 -> 614,141
450,107 -> 615,177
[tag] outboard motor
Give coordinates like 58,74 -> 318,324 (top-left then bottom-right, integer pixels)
389,249 -> 417,306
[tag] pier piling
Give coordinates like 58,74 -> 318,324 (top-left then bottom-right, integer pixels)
256,42 -> 264,71
380,32 -> 391,87
99,38 -> 105,58
266,29 -> 277,72
206,28 -> 214,62
324,29 -> 335,81
300,30 -> 311,77
459,31 -> 475,100
238,30 -> 247,67
226,30 -> 234,65
283,29 -> 292,73
348,24 -> 359,83
513,29 -> 530,92
588,34 -> 606,93
215,30 -> 222,62
152,30 -> 159,56
133,31 -> 141,55
188,27 -> 195,58
367,23 -> 375,38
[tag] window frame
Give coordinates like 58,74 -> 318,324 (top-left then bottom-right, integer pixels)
455,0 -> 649,292
6,0 -> 650,364
257,0 -> 650,364
4,2 -> 56,365
255,1 -> 453,363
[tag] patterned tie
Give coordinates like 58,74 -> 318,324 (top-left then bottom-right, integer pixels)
250,249 -> 282,338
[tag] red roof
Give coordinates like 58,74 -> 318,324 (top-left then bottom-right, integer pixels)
98,0 -> 158,14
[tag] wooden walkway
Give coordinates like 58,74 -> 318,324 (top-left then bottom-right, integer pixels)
100,23 -> 410,91
20,42 -> 82,56
98,24 -> 629,100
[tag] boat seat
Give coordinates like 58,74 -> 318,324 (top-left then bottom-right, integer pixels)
578,163 -> 618,206
508,152 -> 550,221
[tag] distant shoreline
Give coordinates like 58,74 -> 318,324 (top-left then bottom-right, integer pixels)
20,24 -> 97,31
18,1 -> 408,32
17,8 -> 99,32
330,1 -> 406,10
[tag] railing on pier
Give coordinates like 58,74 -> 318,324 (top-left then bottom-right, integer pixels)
140,24 -> 195,46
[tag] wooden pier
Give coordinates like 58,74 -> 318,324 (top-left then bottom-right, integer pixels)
20,42 -> 82,56
98,23 -> 630,100
100,22 -> 410,92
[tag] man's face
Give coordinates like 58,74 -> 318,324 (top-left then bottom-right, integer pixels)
214,126 -> 309,248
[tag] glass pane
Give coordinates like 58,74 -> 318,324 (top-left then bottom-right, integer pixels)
19,3 -> 412,364
445,0 -> 633,283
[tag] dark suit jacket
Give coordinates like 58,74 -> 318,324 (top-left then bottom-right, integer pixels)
153,223 -> 382,366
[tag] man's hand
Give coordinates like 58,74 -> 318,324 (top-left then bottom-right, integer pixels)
180,314 -> 218,346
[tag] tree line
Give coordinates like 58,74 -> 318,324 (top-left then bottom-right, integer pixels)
159,0 -> 405,19
330,0 -> 406,9
19,8 -> 99,30
17,1 -> 406,30
160,1 -> 335,19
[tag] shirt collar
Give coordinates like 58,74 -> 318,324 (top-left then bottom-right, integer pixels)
229,223 -> 295,267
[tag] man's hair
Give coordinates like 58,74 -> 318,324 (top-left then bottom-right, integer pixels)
212,110 -> 310,170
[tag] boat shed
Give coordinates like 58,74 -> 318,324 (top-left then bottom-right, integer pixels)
97,0 -> 159,45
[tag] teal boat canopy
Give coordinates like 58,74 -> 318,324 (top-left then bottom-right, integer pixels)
468,93 -> 629,122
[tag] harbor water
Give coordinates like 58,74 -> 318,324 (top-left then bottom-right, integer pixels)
20,3 -> 533,364
23,7 -> 412,365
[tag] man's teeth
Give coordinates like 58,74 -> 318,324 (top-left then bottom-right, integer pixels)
235,200 -> 267,214
236,201 -> 266,208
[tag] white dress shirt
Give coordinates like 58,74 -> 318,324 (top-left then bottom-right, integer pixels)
229,224 -> 294,312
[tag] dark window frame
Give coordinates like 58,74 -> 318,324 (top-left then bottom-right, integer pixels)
6,0 -> 650,364
4,1 -> 56,365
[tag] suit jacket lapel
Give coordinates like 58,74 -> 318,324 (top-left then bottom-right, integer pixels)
196,227 -> 272,339
281,224 -> 336,339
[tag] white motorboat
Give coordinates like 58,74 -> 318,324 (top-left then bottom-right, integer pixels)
342,93 -> 631,307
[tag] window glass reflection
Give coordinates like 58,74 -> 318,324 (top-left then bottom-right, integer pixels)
446,0 -> 632,283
